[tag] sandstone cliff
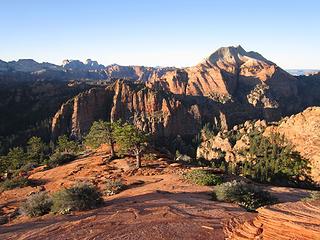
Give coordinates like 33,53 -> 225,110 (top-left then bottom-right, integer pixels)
146,46 -> 299,117
51,87 -> 114,140
51,80 -> 228,140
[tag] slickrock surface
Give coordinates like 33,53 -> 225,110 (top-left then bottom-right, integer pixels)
0,151 -> 245,240
225,200 -> 320,240
0,149 -> 313,240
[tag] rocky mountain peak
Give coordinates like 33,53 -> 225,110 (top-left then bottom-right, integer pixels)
203,45 -> 273,67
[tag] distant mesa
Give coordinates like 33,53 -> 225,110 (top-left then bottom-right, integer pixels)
62,59 -> 105,71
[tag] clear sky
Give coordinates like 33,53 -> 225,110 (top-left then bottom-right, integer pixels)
1,0 -> 319,68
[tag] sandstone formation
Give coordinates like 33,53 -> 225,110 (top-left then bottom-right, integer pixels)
62,59 -> 105,71
51,87 -> 114,140
104,64 -> 174,82
1,46 -> 318,121
51,46 -> 304,141
1,145 -> 314,240
4,59 -> 60,72
265,107 -> 320,181
147,46 -> 299,116
51,80 -> 227,140
0,60 -> 8,71
196,119 -> 267,162
225,200 -> 320,240
197,107 -> 320,182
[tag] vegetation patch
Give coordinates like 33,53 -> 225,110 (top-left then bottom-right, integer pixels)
214,180 -> 276,211
105,179 -> 126,196
21,192 -> 52,217
46,152 -> 76,169
51,182 -> 103,214
0,177 -> 30,192
302,191 -> 320,201
184,169 -> 223,186
238,132 -> 313,187
143,153 -> 158,161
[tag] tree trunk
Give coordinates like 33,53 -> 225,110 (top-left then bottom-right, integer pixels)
110,143 -> 115,158
136,152 -> 141,168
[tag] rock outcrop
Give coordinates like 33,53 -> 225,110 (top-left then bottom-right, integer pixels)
62,59 -> 105,71
51,88 -> 114,140
0,46 -> 317,121
6,59 -> 60,72
51,80 -> 228,140
196,119 -> 267,162
265,107 -> 320,181
104,64 -> 174,82
225,200 -> 320,240
0,60 -> 8,71
147,46 -> 299,117
197,107 -> 320,182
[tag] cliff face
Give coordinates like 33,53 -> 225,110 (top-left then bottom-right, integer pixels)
51,80 -> 228,140
109,81 -> 223,137
51,88 -> 114,140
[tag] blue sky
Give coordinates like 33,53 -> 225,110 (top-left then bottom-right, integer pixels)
1,0 -> 319,68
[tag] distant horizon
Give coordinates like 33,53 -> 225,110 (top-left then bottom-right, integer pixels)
1,0 -> 320,69
1,52 -> 320,71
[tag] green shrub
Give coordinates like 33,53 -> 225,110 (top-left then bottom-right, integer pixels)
302,191 -> 320,201
0,177 -> 30,192
26,136 -> 47,164
143,153 -> 157,161
105,179 -> 126,196
51,182 -> 103,214
19,162 -> 38,173
185,169 -> 223,186
239,132 -> 312,186
214,180 -> 276,211
46,152 -> 76,168
55,135 -> 81,155
6,147 -> 27,170
21,192 -> 52,217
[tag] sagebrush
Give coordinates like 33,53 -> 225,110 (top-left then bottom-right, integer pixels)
214,180 -> 276,211
185,169 -> 223,186
0,177 -> 29,192
51,182 -> 103,214
105,179 -> 126,196
21,192 -> 52,217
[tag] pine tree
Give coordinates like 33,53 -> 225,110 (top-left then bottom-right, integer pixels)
114,123 -> 148,168
84,120 -> 120,158
27,136 -> 46,164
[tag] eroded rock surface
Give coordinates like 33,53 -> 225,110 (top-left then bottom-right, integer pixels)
225,200 -> 320,240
